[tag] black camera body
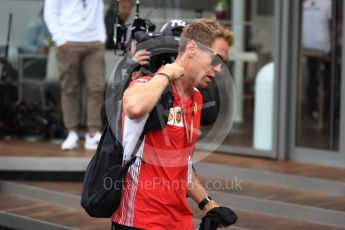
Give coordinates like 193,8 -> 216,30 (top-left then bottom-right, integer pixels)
112,0 -> 186,73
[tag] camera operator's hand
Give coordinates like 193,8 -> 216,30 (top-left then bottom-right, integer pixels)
159,63 -> 184,81
132,49 -> 151,66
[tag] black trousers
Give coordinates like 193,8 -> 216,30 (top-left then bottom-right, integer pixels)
112,222 -> 143,230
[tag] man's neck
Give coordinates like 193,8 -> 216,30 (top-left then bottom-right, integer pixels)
173,58 -> 194,99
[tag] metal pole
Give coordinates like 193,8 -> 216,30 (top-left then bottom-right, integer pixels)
232,0 -> 245,123
113,0 -> 120,53
135,0 -> 140,19
329,0 -> 337,149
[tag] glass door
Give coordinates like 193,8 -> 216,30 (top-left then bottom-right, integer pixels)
211,0 -> 278,158
290,0 -> 345,166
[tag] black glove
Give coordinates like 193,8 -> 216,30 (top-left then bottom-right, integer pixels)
199,207 -> 238,230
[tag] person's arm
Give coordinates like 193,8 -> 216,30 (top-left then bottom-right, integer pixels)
44,0 -> 65,47
187,171 -> 219,214
123,63 -> 184,119
97,0 -> 106,43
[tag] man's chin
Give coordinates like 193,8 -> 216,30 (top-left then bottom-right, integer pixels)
197,81 -> 208,88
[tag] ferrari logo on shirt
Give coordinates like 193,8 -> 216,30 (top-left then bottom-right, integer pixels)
176,110 -> 182,123
168,111 -> 173,122
193,102 -> 197,114
167,107 -> 184,127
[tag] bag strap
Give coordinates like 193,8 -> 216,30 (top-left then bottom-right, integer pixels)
139,67 -> 154,77
126,132 -> 145,167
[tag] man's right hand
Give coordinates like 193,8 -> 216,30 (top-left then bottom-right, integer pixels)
159,63 -> 184,80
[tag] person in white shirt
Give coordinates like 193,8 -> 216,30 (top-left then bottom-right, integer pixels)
44,0 -> 106,150
303,0 -> 332,53
302,0 -> 332,118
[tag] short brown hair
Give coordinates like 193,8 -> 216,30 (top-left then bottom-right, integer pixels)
179,18 -> 234,53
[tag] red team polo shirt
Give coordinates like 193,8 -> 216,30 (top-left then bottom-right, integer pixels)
112,76 -> 203,229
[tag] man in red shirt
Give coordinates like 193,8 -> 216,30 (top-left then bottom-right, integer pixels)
112,19 -> 234,229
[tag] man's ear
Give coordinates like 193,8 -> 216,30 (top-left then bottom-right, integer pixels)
185,40 -> 198,58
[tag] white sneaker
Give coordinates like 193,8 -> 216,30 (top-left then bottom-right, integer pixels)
84,131 -> 101,150
61,131 -> 79,150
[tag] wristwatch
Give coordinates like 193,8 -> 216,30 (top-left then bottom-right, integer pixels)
198,196 -> 212,210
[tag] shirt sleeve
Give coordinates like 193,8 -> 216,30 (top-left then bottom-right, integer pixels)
98,0 -> 106,43
44,0 -> 66,46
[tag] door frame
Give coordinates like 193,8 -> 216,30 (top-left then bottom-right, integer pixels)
284,0 -> 345,167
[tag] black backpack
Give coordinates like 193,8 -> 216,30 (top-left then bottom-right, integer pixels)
81,68 -> 173,217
